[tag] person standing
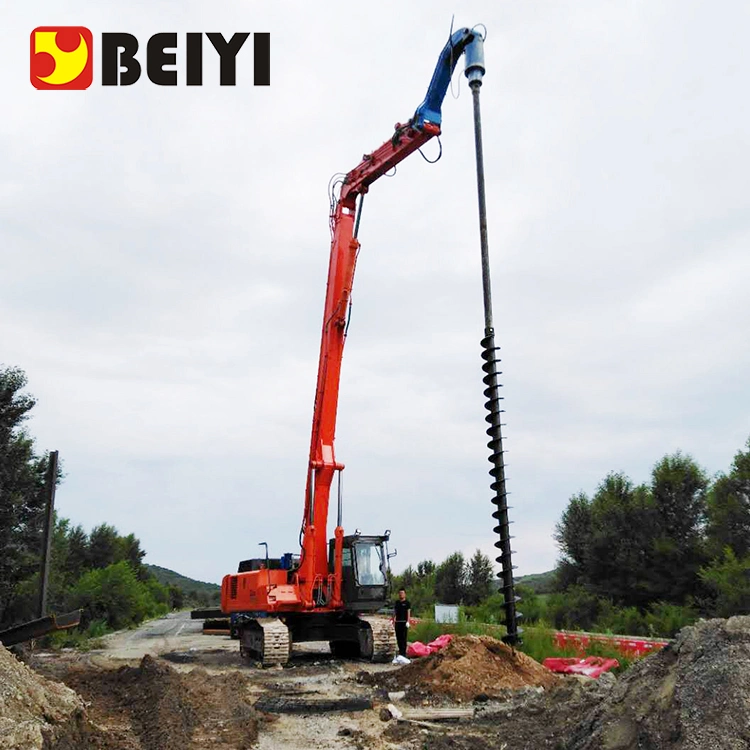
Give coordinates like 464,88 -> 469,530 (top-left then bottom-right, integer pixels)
393,588 -> 411,657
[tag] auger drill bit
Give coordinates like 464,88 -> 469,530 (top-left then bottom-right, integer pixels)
465,32 -> 523,647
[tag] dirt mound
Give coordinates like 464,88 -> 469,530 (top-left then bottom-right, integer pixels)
46,654 -> 262,750
566,615 -> 750,750
0,642 -> 87,750
385,635 -> 558,702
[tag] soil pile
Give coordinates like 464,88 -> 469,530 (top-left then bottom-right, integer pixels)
566,615 -> 750,750
385,635 -> 558,702
0,642 -> 87,750
52,654 -> 262,750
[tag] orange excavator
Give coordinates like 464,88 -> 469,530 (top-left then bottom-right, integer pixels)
221,26 -> 488,665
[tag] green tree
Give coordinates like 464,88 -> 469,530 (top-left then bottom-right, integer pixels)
434,552 -> 466,605
699,547 -> 750,618
88,523 -> 121,569
416,560 -> 435,579
119,533 -> 147,580
168,584 -> 185,610
465,549 -> 494,605
515,585 -> 545,623
65,524 -> 89,580
46,515 -> 76,612
398,565 -> 416,590
582,473 -> 654,607
706,439 -> 750,558
554,492 -> 592,590
392,563 -> 436,617
554,456 -> 713,610
0,366 -> 53,626
645,452 -> 708,603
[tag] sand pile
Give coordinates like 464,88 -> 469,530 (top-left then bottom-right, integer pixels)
566,616 -> 750,750
0,643 -> 87,750
388,635 -> 558,702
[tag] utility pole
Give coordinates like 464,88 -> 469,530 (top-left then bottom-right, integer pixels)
37,450 -> 59,619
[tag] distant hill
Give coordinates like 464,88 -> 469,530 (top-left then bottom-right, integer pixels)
516,570 -> 557,594
145,564 -> 221,605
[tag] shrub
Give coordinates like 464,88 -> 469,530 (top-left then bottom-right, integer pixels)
644,601 -> 699,638
47,618 -> 110,650
462,592 -> 507,625
595,604 -> 649,636
545,586 -> 607,631
699,548 -> 750,618
516,586 -> 546,623
69,561 -> 169,630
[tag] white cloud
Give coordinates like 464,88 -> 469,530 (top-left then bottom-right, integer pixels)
2,0 -> 749,586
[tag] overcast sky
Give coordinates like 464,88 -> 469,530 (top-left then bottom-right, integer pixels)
2,1 -> 749,586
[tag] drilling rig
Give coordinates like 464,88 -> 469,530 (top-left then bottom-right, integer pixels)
221,23 -> 521,665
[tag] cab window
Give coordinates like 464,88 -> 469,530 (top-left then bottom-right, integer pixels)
353,543 -> 386,585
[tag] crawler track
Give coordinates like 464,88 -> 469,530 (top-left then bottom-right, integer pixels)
240,619 -> 291,666
359,616 -> 397,662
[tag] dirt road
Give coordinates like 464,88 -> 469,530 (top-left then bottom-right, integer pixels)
98,610 -> 238,660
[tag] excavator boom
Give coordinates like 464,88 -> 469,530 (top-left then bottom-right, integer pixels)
221,24 -> 488,666
297,27 -> 484,607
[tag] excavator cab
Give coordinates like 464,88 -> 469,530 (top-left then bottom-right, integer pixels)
329,534 -> 390,612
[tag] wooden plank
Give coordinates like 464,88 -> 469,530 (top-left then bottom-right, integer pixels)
401,707 -> 474,721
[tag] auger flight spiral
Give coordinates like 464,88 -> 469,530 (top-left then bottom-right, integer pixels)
465,31 -> 523,647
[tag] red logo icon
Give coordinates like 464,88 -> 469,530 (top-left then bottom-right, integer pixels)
30,27 -> 93,90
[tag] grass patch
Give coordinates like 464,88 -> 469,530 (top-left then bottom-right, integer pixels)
519,625 -> 634,673
46,619 -> 110,651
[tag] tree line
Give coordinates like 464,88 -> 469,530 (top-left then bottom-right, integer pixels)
8,358 -> 748,641
0,365 -> 202,635
550,441 -> 750,633
391,549 -> 496,616
392,438 -> 750,639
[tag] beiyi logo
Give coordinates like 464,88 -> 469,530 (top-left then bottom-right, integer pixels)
30,27 -> 93,90
30,28 -> 270,89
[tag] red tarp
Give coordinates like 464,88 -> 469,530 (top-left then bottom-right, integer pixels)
406,633 -> 453,658
543,655 -> 619,678
406,641 -> 431,658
